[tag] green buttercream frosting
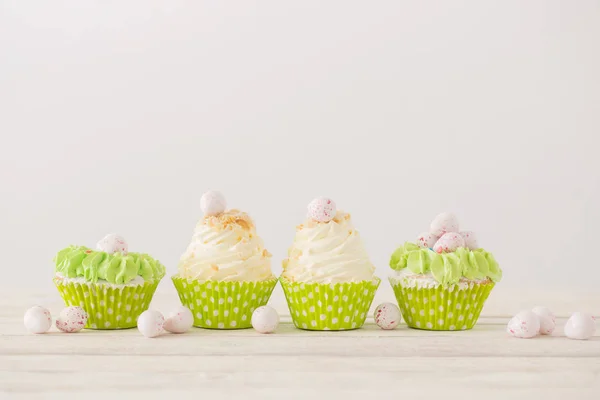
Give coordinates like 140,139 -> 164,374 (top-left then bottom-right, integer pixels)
389,243 -> 502,285
54,246 -> 166,284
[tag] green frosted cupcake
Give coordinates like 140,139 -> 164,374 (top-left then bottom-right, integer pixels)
389,212 -> 502,331
53,234 -> 165,330
172,191 -> 277,329
281,197 -> 380,331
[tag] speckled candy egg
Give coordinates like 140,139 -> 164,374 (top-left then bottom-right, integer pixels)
433,232 -> 465,253
163,306 -> 194,334
531,306 -> 555,335
56,306 -> 88,333
307,197 -> 337,222
251,306 -> 279,334
416,232 -> 439,249
24,306 -> 52,334
96,233 -> 128,255
200,190 -> 227,216
460,231 -> 479,250
374,303 -> 402,330
137,310 -> 165,338
430,212 -> 459,237
564,312 -> 596,340
507,310 -> 540,339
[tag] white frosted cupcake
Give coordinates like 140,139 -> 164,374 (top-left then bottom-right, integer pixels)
280,197 -> 380,331
172,191 -> 277,329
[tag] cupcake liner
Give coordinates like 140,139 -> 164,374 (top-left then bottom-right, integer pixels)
390,277 -> 494,331
171,276 -> 278,329
280,277 -> 381,331
53,278 -> 160,330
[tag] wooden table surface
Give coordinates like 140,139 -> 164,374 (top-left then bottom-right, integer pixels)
1,293 -> 599,400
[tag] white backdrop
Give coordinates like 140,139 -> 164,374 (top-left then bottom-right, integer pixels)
1,1 -> 599,315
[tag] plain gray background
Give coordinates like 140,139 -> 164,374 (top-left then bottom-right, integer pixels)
1,1 -> 599,314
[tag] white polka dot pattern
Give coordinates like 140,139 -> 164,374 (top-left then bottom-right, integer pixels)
280,277 -> 381,331
390,278 -> 495,331
172,277 -> 278,330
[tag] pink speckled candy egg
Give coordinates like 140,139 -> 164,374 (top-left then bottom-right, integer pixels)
24,306 -> 52,334
56,306 -> 88,333
163,306 -> 194,334
137,310 -> 165,338
200,190 -> 227,216
507,310 -> 540,339
307,197 -> 337,222
531,306 -> 555,335
564,312 -> 596,340
251,306 -> 279,334
430,212 -> 459,237
374,303 -> 402,330
416,232 -> 439,249
433,232 -> 465,253
459,231 -> 479,250
96,234 -> 128,255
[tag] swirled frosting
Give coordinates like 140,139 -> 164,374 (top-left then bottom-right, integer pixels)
54,246 -> 166,284
389,243 -> 502,285
177,209 -> 274,282
281,211 -> 376,284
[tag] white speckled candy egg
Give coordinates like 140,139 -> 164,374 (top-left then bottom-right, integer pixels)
163,306 -> 194,334
307,197 -> 337,222
531,306 -> 555,335
96,233 -> 128,255
564,312 -> 596,340
137,310 -> 165,338
374,303 -> 402,330
459,231 -> 479,250
24,306 -> 53,334
430,212 -> 459,237
56,306 -> 88,333
251,306 -> 279,334
507,310 -> 540,339
433,232 -> 465,253
416,232 -> 439,249
200,190 -> 227,216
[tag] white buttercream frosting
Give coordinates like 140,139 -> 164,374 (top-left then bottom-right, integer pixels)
54,273 -> 147,288
177,210 -> 274,282
389,268 -> 490,290
281,211 -> 376,284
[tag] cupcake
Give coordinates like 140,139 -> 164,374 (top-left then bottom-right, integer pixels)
281,197 -> 380,331
172,190 -> 277,329
53,234 -> 166,329
389,212 -> 502,331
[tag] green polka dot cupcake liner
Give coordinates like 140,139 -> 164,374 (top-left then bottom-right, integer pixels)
53,278 -> 160,330
171,276 -> 278,329
280,277 -> 381,331
390,278 -> 495,331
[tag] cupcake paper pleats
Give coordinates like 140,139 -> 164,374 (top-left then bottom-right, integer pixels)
281,277 -> 381,331
389,277 -> 494,331
171,276 -> 278,329
54,278 -> 160,330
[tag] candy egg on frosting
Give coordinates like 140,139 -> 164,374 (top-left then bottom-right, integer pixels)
460,231 -> 479,250
56,306 -> 88,333
200,190 -> 227,216
374,303 -> 402,330
163,305 -> 194,334
24,306 -> 52,334
430,212 -> 459,237
507,310 -> 540,339
307,197 -> 337,222
251,306 -> 279,334
416,232 -> 439,249
96,233 -> 128,255
137,310 -> 165,338
531,306 -> 555,335
564,312 -> 596,340
433,232 -> 465,253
